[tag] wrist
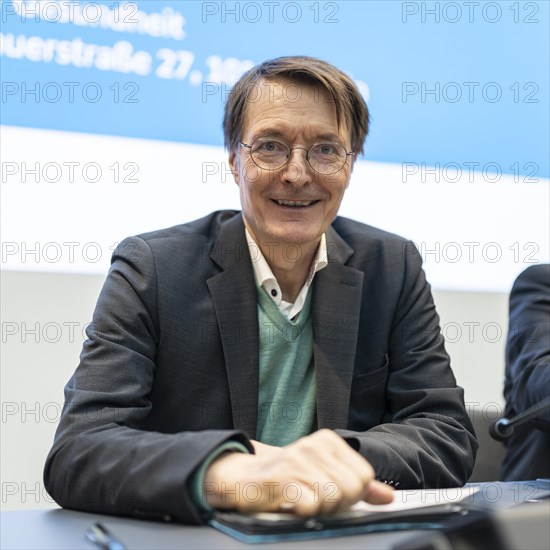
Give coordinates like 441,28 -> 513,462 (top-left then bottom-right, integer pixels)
203,452 -> 249,509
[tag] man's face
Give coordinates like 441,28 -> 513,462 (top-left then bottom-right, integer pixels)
229,78 -> 354,251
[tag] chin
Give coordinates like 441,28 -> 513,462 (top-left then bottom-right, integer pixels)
265,226 -> 322,246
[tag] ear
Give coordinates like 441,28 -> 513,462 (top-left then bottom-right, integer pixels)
229,151 -> 239,184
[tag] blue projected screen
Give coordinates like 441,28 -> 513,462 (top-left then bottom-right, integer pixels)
1,0 -> 549,291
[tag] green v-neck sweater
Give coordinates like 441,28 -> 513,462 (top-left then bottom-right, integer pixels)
256,285 -> 316,445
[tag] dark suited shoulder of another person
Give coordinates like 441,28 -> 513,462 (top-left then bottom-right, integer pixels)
501,264 -> 550,481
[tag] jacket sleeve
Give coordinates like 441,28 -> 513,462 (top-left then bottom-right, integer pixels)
43,236 -> 252,524
337,243 -> 478,489
505,264 -> 550,429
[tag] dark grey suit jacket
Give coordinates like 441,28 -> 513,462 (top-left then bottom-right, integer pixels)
44,211 -> 477,524
501,264 -> 550,481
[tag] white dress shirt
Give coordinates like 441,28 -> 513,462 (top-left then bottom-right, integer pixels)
245,228 -> 328,319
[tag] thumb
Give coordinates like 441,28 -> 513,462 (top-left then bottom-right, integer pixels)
363,480 -> 395,505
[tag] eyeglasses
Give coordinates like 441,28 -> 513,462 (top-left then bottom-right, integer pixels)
239,138 -> 354,175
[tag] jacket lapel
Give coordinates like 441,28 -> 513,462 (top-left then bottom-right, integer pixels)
313,226 -> 364,429
206,215 -> 363,436
207,214 -> 259,438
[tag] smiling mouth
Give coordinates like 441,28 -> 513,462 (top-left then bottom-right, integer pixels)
274,199 -> 319,207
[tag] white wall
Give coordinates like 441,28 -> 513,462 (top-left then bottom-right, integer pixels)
3,126 -> 548,291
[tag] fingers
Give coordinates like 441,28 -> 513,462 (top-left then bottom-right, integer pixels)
363,480 -> 395,504
203,430 -> 392,515
277,430 -> 375,515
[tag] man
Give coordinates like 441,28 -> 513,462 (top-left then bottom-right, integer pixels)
501,264 -> 550,481
44,56 -> 477,524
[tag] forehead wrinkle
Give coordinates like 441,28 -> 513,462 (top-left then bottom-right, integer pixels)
242,80 -> 349,146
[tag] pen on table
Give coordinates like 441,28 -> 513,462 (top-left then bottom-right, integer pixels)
85,522 -> 127,550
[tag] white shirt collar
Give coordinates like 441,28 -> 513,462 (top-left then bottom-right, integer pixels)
245,228 -> 328,319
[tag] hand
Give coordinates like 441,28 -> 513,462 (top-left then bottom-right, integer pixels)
249,439 -> 281,457
203,429 -> 393,516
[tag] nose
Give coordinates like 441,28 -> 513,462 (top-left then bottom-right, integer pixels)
280,147 -> 312,187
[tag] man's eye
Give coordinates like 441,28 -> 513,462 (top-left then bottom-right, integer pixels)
254,141 -> 286,154
319,144 -> 336,155
259,141 -> 280,152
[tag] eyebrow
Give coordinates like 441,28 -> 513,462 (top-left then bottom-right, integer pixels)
251,128 -> 343,144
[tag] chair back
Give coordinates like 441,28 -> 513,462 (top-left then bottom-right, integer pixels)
468,407 -> 506,482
